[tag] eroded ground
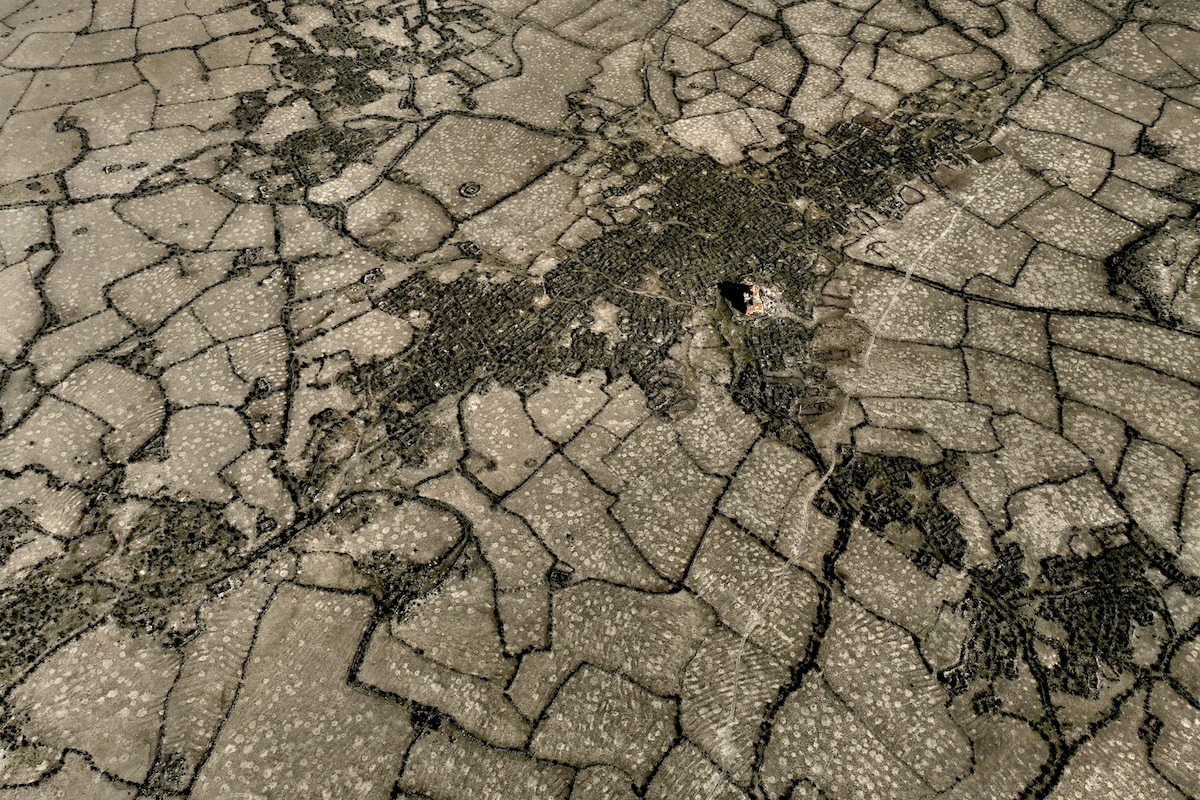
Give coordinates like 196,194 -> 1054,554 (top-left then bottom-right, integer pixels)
0,0 -> 1199,796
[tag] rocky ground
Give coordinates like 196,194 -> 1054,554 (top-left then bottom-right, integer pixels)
0,0 -> 1199,796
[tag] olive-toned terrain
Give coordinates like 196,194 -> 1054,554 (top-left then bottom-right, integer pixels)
0,0 -> 1199,796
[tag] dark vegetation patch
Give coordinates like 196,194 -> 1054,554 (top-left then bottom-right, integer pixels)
107,501 -> 249,644
0,576 -> 96,688
1039,543 -> 1162,696
355,535 -> 470,619
362,98 -> 990,452
0,509 -> 34,573
947,538 -> 1166,701
821,453 -> 967,575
